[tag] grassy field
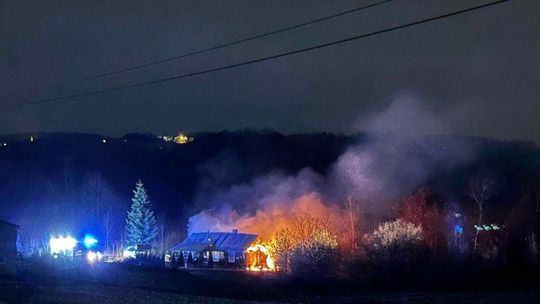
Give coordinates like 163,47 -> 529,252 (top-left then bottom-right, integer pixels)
0,281 -> 274,304
2,279 -> 540,304
1,261 -> 540,303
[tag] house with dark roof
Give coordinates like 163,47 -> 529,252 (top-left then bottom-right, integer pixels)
0,219 -> 19,274
170,229 -> 258,268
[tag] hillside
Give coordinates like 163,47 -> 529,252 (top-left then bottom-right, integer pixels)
0,131 -> 538,250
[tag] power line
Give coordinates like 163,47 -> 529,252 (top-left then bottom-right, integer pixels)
5,0 -> 510,109
0,0 -> 392,99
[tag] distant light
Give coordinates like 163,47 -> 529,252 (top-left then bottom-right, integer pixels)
474,223 -> 502,232
2,143 -> 7,147
102,139 -> 107,143
50,236 -> 77,255
87,251 -> 103,263
83,235 -> 98,249
159,135 -> 173,142
30,136 -> 34,142
122,247 -> 136,259
174,133 -> 193,144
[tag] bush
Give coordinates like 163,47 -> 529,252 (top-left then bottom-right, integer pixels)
269,215 -> 340,278
289,229 -> 339,278
363,219 -> 426,270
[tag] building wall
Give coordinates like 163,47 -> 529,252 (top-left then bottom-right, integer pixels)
0,222 -> 18,274
171,250 -> 246,269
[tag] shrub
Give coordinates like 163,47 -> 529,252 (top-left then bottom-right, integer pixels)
289,229 -> 339,278
363,219 -> 425,268
269,215 -> 339,277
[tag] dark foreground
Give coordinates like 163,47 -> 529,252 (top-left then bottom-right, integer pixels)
2,282 -> 540,304
1,261 -> 540,303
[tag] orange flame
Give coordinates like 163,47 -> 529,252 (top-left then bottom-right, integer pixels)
245,243 -> 275,271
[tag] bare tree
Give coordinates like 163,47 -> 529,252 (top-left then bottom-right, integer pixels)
345,196 -> 359,252
82,173 -> 108,219
399,188 -> 445,255
469,177 -> 493,258
102,207 -> 114,254
518,179 -> 540,261
270,215 -> 332,272
163,230 -> 182,253
160,222 -> 165,255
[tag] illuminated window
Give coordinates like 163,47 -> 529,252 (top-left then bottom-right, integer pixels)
212,251 -> 223,262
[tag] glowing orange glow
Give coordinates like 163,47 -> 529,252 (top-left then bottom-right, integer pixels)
245,243 -> 275,271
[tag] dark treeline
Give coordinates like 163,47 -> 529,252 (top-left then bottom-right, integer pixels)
0,130 -> 538,269
0,130 -> 353,252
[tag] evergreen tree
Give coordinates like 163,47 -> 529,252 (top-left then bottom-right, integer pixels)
125,180 -> 159,246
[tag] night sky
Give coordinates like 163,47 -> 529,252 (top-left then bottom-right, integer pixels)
1,0 -> 538,142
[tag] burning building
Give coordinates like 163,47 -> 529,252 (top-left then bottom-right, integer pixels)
0,219 -> 19,274
170,229 -> 275,271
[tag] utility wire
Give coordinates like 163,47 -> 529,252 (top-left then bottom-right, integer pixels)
4,0 -> 510,108
0,0 -> 392,99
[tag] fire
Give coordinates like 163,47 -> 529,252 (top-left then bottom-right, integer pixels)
245,243 -> 275,271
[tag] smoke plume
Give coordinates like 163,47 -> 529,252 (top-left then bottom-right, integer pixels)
187,95 -> 477,239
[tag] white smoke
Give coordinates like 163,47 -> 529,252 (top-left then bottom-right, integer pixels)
187,94 -> 477,238
355,93 -> 451,138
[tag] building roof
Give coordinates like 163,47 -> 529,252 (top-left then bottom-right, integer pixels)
0,219 -> 19,228
171,231 -> 258,253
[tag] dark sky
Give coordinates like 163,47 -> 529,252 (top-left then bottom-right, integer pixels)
1,0 -> 539,141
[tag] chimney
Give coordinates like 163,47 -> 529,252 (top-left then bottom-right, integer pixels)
232,229 -> 238,234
